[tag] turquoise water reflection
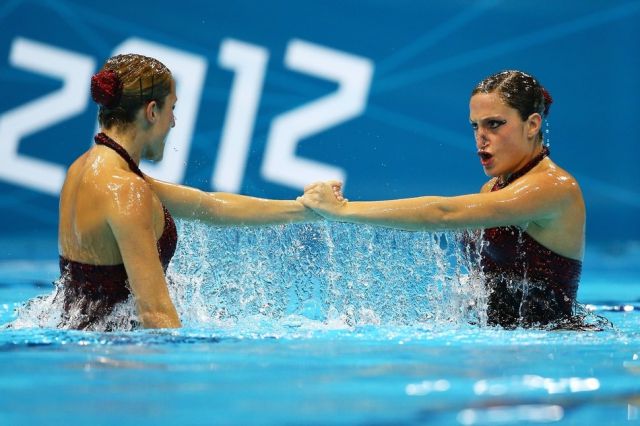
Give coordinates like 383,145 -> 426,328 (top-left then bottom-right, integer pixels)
1,223 -> 639,424
1,317 -> 639,425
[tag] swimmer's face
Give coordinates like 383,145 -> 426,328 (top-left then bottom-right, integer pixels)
469,92 -> 541,178
143,79 -> 177,162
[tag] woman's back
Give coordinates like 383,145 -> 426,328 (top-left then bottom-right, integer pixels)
58,146 -> 165,265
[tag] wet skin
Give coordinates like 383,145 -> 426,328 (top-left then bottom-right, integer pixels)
59,80 -> 318,329
300,92 -> 585,261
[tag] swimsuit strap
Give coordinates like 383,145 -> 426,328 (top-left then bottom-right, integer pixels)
493,145 -> 550,191
94,132 -> 145,179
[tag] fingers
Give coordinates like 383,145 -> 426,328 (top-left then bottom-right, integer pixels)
329,181 -> 345,202
305,180 -> 343,191
302,180 -> 347,204
303,181 -> 323,192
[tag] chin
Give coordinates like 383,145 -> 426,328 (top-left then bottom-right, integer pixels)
151,153 -> 164,162
482,166 -> 498,177
154,142 -> 167,162
142,145 -> 165,162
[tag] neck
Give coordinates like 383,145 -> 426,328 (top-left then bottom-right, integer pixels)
95,132 -> 146,179
504,144 -> 545,179
495,144 -> 549,190
100,127 -> 142,165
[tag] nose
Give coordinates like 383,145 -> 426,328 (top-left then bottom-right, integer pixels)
475,128 -> 488,149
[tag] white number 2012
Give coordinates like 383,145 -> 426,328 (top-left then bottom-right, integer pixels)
0,37 -> 373,195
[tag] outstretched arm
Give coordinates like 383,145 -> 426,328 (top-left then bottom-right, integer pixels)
299,173 -> 576,232
147,177 -> 339,226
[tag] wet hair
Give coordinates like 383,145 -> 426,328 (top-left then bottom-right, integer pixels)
91,54 -> 173,129
471,70 -> 553,141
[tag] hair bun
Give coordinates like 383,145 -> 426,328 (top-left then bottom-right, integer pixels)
91,70 -> 123,108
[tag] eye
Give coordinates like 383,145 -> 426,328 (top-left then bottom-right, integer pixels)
488,119 -> 506,129
470,122 -> 478,131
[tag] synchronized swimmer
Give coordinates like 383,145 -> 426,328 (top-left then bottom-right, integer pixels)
300,71 -> 584,328
56,55 -> 585,330
57,54 -> 342,330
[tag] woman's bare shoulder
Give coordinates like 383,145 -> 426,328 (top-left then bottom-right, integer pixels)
533,160 -> 583,196
65,151 -> 152,213
479,178 -> 497,193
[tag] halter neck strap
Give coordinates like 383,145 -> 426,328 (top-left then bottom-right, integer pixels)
492,145 -> 550,191
94,132 -> 145,179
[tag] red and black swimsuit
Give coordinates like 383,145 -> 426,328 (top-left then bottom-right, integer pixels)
477,146 -> 582,327
57,133 -> 178,330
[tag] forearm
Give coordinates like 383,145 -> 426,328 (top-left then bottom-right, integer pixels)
302,178 -> 557,231
333,197 -> 453,231
201,193 -> 319,226
148,178 -> 320,225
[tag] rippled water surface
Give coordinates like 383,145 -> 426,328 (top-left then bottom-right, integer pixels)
1,223 -> 639,425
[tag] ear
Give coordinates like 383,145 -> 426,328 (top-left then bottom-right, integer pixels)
526,112 -> 542,140
144,100 -> 159,123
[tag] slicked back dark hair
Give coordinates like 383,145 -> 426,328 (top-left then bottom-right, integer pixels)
95,54 -> 172,129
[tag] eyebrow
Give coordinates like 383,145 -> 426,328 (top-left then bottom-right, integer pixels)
469,115 -> 506,122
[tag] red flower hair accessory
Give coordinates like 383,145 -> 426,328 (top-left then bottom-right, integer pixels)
91,69 -> 123,108
541,87 -> 553,116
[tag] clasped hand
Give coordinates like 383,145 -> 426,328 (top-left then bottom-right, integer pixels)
297,180 -> 347,219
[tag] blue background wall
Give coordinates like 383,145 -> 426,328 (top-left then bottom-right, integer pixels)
1,0 -> 639,247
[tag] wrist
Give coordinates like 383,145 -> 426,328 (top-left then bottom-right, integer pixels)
325,200 -> 349,221
294,200 -> 322,222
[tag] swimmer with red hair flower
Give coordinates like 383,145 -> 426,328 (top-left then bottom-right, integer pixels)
57,54 -> 342,331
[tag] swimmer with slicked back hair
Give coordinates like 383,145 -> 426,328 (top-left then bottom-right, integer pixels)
300,70 -> 587,329
57,54 -> 342,331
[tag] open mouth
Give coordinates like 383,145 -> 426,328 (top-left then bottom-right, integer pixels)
478,151 -> 493,161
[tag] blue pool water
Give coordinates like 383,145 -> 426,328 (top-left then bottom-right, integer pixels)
1,223 -> 639,425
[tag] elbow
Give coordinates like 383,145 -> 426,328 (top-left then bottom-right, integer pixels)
137,300 -> 181,329
418,203 -> 455,231
191,192 -> 224,224
438,210 -> 457,230
139,311 -> 181,329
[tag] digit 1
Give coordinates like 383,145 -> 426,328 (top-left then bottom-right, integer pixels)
213,38 -> 269,192
109,37 -> 208,183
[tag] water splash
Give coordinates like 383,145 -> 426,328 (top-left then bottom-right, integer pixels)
9,221 -> 488,331
166,221 -> 487,329
9,222 -> 614,332
545,120 -> 551,147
